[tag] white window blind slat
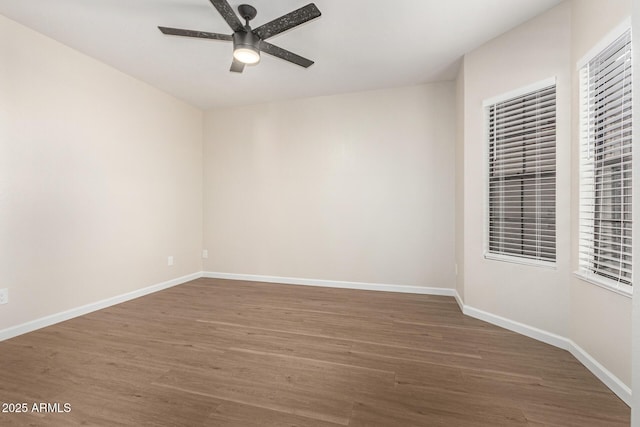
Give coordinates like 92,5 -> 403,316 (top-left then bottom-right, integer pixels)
491,90 -> 556,110
578,28 -> 632,289
491,110 -> 557,128
486,83 -> 556,263
489,138 -> 556,151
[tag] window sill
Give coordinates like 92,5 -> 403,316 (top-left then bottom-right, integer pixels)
484,253 -> 556,269
573,271 -> 632,298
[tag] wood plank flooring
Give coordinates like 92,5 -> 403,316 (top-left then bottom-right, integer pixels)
0,278 -> 630,426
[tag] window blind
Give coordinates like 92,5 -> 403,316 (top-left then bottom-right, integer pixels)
487,84 -> 556,263
579,29 -> 632,289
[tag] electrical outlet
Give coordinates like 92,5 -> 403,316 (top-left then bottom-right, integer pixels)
0,288 -> 8,305
168,256 -> 174,266
202,249 -> 208,259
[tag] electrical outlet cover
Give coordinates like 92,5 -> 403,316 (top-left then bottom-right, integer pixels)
0,288 -> 8,305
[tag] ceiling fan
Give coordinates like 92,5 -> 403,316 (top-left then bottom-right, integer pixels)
158,0 -> 321,73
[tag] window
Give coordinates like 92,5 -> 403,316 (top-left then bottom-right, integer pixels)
578,28 -> 632,294
486,82 -> 557,265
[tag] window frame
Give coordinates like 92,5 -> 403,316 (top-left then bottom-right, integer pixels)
483,77 -> 558,268
576,21 -> 633,297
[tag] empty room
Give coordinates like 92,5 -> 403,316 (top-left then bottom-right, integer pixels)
1,0 -> 639,425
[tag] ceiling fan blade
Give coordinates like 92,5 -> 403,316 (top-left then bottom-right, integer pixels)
158,26 -> 232,41
230,59 -> 245,73
260,41 -> 314,68
209,0 -> 244,32
253,3 -> 321,40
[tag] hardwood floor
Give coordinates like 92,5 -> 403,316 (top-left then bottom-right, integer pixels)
0,278 -> 630,426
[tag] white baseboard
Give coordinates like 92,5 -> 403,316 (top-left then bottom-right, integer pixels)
0,271 -> 203,342
203,271 -> 457,297
462,303 -> 571,350
567,341 -> 632,406
454,291 -> 631,406
453,289 -> 464,311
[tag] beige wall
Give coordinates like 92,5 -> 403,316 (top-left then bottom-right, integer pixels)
0,15 -> 203,330
203,84 -> 456,288
569,0 -> 632,391
460,3 -> 572,336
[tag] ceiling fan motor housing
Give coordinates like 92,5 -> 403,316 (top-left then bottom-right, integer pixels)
233,28 -> 259,48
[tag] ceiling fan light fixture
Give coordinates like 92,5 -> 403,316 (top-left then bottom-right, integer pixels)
233,31 -> 260,64
233,46 -> 260,64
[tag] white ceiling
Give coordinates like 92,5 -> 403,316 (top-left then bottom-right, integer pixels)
0,0 -> 562,109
